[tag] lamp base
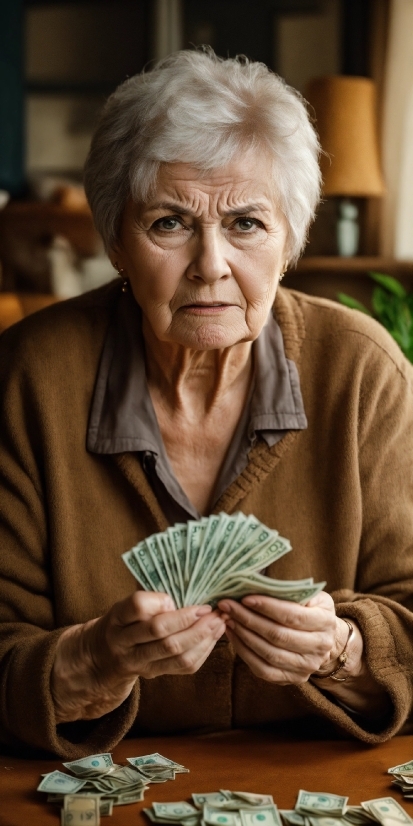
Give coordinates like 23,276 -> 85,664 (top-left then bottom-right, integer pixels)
337,198 -> 359,256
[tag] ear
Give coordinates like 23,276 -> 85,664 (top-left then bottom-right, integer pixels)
108,244 -> 122,272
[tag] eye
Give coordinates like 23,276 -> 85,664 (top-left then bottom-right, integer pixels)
153,216 -> 183,232
233,217 -> 263,232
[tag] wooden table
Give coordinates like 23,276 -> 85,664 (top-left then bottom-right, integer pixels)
2,731 -> 413,826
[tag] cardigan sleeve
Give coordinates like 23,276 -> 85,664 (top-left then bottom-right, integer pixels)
0,321 -> 140,759
295,331 -> 413,742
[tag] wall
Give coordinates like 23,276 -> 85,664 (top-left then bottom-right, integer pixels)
276,0 -> 340,93
25,0 -> 341,176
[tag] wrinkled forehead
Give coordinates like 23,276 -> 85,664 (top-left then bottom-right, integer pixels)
140,153 -> 280,216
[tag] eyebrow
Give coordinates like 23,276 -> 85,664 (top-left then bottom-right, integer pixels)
146,201 -> 268,216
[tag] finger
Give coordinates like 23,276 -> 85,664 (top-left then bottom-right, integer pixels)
93,611 -> 224,682
119,604 -> 215,647
306,592 -> 330,609
113,591 -> 177,626
219,593 -> 335,632
135,612 -> 226,660
226,627 -> 291,683
144,627 -> 224,678
226,617 -> 331,671
227,610 -> 333,657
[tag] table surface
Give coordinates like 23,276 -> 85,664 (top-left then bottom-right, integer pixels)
2,731 -> 413,826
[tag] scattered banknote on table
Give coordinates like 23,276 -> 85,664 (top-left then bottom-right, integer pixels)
122,512 -> 326,607
144,789 -> 282,826
37,751 -> 188,823
388,758 -> 413,803
144,790 -> 413,826
38,754 -> 413,826
61,794 -> 101,826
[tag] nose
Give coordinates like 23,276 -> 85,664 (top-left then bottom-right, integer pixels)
187,228 -> 232,283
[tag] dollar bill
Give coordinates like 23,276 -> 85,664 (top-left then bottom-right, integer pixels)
111,789 -> 146,805
194,793 -> 276,812
127,753 -> 189,772
240,805 -> 283,826
37,771 -> 87,794
62,753 -> 114,776
193,793 -> 232,808
203,805 -> 241,826
230,793 -> 275,807
388,761 -> 413,776
280,811 -> 306,826
153,802 -> 199,820
296,791 -> 348,817
344,807 -> 375,825
145,810 -> 201,825
62,794 -> 100,826
361,799 -> 413,824
123,512 -> 325,607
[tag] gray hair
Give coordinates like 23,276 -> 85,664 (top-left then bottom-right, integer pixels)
84,48 -> 321,264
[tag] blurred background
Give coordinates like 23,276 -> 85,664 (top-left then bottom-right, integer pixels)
0,0 -> 412,329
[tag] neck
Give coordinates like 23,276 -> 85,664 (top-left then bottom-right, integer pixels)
142,317 -> 253,416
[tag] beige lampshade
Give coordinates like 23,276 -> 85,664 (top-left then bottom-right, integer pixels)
305,75 -> 385,197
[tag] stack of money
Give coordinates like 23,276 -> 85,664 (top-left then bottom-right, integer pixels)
122,512 -> 326,607
281,789 -> 350,826
281,790 -> 413,826
144,790 -> 413,826
389,760 -> 413,802
37,751 -> 188,823
144,790 -> 282,826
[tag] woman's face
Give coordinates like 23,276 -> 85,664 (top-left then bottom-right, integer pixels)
114,151 -> 288,350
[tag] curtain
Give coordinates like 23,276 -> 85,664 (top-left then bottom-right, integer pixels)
380,0 -> 413,259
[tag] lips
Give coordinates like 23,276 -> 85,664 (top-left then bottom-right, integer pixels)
182,302 -> 232,307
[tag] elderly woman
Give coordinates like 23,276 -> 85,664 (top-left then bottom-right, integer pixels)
1,49 -> 413,759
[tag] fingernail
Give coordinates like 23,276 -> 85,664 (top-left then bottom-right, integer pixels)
196,605 -> 212,617
242,596 -> 257,607
218,601 -> 231,613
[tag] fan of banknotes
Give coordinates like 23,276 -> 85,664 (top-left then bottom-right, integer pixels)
122,512 -> 326,608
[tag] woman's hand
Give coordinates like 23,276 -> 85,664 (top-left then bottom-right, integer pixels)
217,591 -> 354,684
52,591 -> 226,723
218,592 -> 391,718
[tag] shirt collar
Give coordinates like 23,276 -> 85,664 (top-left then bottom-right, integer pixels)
87,291 -> 307,455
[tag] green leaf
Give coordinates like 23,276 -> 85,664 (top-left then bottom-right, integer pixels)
369,271 -> 407,298
337,293 -> 372,315
394,305 -> 413,351
405,344 -> 413,364
372,286 -> 392,321
391,330 -> 410,356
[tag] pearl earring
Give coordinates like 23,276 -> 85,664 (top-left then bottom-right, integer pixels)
115,262 -> 129,293
279,259 -> 289,281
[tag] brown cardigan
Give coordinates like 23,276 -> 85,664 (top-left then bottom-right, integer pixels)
1,281 -> 413,759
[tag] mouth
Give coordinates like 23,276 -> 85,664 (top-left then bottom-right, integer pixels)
181,302 -> 234,314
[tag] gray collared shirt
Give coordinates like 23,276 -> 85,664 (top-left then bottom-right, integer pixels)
87,293 -> 307,523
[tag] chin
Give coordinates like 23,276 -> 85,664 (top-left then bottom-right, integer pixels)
170,321 -> 245,350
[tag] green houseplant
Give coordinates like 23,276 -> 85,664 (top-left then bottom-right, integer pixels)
338,272 -> 413,364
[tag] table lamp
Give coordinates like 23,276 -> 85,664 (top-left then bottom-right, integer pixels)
305,75 -> 385,256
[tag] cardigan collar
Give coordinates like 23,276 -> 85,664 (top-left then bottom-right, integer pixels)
87,290 -> 307,458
